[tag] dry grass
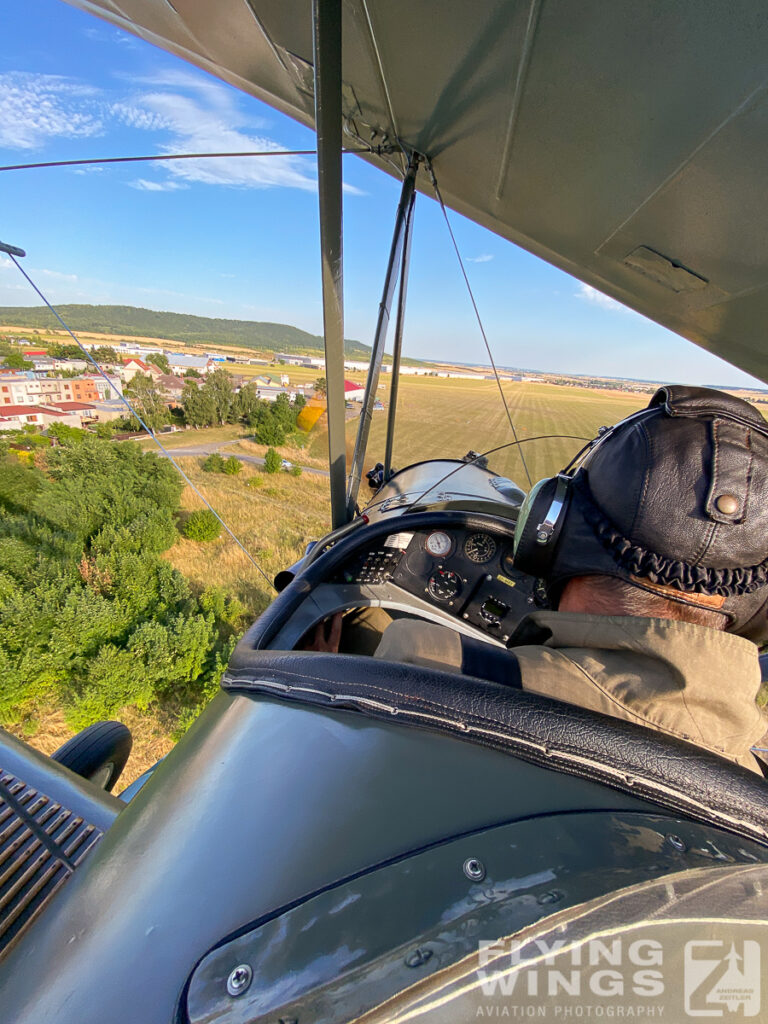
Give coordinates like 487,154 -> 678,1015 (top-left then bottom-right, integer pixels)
5,704 -> 177,794
165,456 -> 331,618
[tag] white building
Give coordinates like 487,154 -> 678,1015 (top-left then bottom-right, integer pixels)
165,353 -> 214,376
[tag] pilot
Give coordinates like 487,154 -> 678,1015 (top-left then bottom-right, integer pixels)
322,386 -> 768,773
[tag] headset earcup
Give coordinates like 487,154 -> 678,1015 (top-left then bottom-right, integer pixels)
513,476 -> 569,577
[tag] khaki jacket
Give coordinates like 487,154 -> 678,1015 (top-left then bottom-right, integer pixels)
510,611 -> 766,773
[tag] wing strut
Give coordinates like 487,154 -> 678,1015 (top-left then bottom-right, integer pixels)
383,182 -> 416,480
346,154 -> 420,517
312,0 -> 347,530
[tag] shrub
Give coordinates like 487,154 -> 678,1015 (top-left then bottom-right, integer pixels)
182,510 -> 222,542
246,475 -> 263,488
202,452 -> 226,473
289,464 -> 302,477
223,456 -> 242,475
264,448 -> 282,474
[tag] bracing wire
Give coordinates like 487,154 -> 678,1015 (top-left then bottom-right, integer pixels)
426,158 -> 533,488
405,434 -> 591,513
0,147 -> 379,175
6,252 -> 275,591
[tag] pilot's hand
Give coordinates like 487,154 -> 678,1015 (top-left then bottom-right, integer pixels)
300,612 -> 343,652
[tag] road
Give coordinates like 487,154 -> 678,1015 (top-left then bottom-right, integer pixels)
151,439 -> 331,478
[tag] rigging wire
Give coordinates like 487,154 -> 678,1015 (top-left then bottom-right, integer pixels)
404,434 -> 591,513
0,147 -> 382,174
426,158 -> 533,489
6,252 -> 275,592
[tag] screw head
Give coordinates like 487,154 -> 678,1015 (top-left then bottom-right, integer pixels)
463,857 -> 486,881
227,964 -> 253,997
666,834 -> 686,853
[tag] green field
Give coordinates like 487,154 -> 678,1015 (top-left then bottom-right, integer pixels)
309,379 -> 646,485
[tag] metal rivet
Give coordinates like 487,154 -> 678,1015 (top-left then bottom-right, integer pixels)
226,964 -> 253,997
666,834 -> 686,853
405,947 -> 433,968
715,493 -> 739,515
463,857 -> 486,881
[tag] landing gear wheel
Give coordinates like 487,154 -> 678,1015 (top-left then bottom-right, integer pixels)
51,721 -> 133,792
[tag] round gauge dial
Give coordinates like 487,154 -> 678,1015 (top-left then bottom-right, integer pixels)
427,568 -> 461,602
425,530 -> 453,557
464,532 -> 497,564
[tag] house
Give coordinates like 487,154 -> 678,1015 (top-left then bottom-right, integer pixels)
0,404 -> 84,430
79,400 -> 125,424
165,353 -> 213,376
0,374 -> 100,406
120,358 -> 162,382
344,379 -> 366,401
43,401 -> 100,426
156,374 -> 186,402
84,374 -> 123,400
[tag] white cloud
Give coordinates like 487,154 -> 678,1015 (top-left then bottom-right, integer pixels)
114,73 -> 318,192
0,66 -> 332,194
0,72 -> 103,149
128,178 -> 189,192
576,282 -> 632,313
466,253 -> 494,264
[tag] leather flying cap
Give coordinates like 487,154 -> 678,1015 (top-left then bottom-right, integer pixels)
547,385 -> 768,641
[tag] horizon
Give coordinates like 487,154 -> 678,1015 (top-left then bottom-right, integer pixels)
3,300 -> 768,393
1,1 -> 765,391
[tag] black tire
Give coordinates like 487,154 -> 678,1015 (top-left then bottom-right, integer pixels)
51,721 -> 133,792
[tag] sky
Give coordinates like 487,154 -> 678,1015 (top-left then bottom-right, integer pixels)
0,0 -> 764,389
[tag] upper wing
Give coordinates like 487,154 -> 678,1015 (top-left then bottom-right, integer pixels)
67,0 -> 768,382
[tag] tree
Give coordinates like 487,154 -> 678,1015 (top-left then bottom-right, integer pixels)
223,457 -> 242,475
202,452 -> 226,472
254,417 -> 286,446
182,510 -> 222,541
314,376 -> 327,397
47,423 -> 86,446
264,448 -> 281,473
205,368 -> 236,425
125,372 -> 169,433
147,352 -> 170,374
3,352 -> 33,370
184,368 -> 202,379
91,345 -> 120,364
182,379 -> 217,428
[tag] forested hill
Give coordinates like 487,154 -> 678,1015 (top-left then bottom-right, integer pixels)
0,304 -> 373,358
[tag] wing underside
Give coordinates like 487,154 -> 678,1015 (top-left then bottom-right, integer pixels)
67,0 -> 768,382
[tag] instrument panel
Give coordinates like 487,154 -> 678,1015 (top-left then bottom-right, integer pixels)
337,526 -> 542,641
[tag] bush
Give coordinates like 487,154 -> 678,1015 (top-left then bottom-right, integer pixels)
182,510 -> 222,542
246,475 -> 263,488
223,456 -> 242,475
264,448 -> 281,474
289,464 -> 302,477
202,452 -> 226,473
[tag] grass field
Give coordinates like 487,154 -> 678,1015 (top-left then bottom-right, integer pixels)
309,379 -> 645,485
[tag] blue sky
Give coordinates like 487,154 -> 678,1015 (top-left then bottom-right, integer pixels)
0,0 -> 763,389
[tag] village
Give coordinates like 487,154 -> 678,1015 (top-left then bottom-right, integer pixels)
0,336 -> 380,433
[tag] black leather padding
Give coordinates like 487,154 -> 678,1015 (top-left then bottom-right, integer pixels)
222,650 -> 768,847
